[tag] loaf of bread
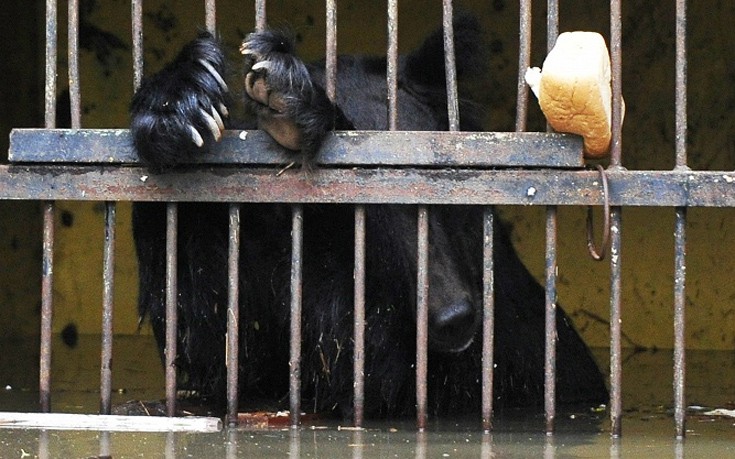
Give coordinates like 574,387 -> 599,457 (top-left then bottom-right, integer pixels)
525,31 -> 624,158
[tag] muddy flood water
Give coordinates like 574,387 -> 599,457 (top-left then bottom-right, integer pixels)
0,335 -> 733,457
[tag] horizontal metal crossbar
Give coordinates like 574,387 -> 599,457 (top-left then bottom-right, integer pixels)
9,129 -> 584,168
2,163 -> 735,207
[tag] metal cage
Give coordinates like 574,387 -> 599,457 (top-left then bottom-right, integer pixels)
0,0 -> 716,440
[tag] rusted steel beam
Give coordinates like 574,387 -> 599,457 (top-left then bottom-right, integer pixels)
8,129 -> 584,168
3,166 -> 735,207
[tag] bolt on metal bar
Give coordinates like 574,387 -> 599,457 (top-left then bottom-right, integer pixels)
227,203 -> 241,426
289,205 -> 304,427
353,206 -> 366,427
165,202 -> 178,417
544,0 -> 560,435
40,0 -> 58,414
442,0 -> 459,131
386,0 -> 398,131
515,0 -> 532,132
100,202 -> 116,415
609,0 -> 624,438
481,207 -> 495,432
673,0 -> 688,439
415,205 -> 429,431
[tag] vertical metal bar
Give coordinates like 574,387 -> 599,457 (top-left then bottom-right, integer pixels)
515,0 -> 532,132
416,206 -> 429,431
325,0 -> 337,102
226,204 -> 241,425
131,0 -> 143,90
673,0 -> 688,440
353,206 -> 366,427
100,202 -> 116,415
68,0 -> 81,129
386,0 -> 399,130
481,208 -> 495,431
289,205 -> 304,427
544,0 -> 559,435
609,0 -> 623,168
40,202 -> 54,413
609,207 -> 623,437
547,0 -> 559,51
205,0 -> 216,35
673,208 -> 687,438
609,0 -> 624,438
255,0 -> 267,32
544,207 -> 557,434
165,202 -> 178,417
442,0 -> 459,131
44,0 -> 57,129
40,0 -> 58,414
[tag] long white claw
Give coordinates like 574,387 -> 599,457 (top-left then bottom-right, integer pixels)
251,61 -> 272,72
189,125 -> 204,147
200,108 -> 222,141
197,59 -> 229,92
218,102 -> 229,118
210,106 -> 225,130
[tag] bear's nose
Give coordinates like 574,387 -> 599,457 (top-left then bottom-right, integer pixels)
429,298 -> 477,352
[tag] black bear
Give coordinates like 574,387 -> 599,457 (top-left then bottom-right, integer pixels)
130,16 -> 608,418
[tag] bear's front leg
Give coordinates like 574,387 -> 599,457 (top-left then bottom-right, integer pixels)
240,30 -> 351,162
130,32 -> 230,170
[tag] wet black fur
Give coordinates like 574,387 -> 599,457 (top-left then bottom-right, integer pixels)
131,16 -> 608,418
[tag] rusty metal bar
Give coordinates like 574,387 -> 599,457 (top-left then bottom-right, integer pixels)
544,0 -> 559,435
673,0 -> 688,439
44,0 -> 57,129
227,203 -> 241,426
387,0 -> 398,130
673,207 -> 686,438
131,0 -> 143,90
40,202 -> 54,413
9,129 -> 584,169
442,0 -> 459,131
289,205 -> 304,427
353,205 -> 366,427
99,201 -> 116,415
165,202 -> 178,417
481,207 -> 495,432
544,206 -> 557,434
609,206 -> 623,437
326,0 -> 337,102
255,0 -> 266,32
68,0 -> 81,129
7,166 -> 735,207
416,205 -> 429,431
39,0 -> 58,414
609,0 -> 624,438
205,0 -> 216,35
515,0 -> 532,132
610,1 -> 623,168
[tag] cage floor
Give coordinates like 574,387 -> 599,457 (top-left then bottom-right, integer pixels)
0,336 -> 733,457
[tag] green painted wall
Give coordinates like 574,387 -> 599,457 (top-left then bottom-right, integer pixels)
2,0 -> 735,351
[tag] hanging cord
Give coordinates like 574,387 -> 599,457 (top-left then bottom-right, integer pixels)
587,164 -> 611,260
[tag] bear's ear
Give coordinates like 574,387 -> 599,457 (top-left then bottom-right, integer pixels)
401,13 -> 485,88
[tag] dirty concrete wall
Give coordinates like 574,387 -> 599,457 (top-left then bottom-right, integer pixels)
1,0 -> 734,351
